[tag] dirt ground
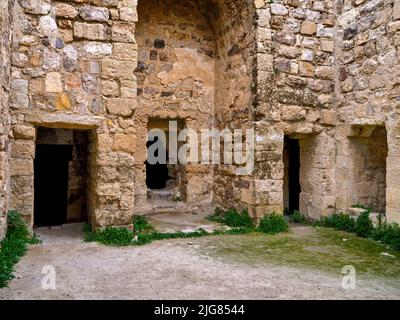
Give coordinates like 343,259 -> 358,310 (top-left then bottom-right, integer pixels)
1,222 -> 400,300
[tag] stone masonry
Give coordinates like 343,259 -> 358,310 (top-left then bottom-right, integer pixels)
0,0 -> 399,237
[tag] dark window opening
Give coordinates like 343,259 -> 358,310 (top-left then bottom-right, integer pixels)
284,137 -> 301,214
145,137 -> 170,190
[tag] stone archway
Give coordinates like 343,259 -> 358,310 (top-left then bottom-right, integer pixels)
133,0 -> 257,213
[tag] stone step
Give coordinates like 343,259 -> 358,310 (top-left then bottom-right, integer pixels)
147,190 -> 174,201
346,207 -> 385,226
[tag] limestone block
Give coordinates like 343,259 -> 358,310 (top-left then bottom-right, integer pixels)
55,93 -> 72,110
113,43 -> 138,61
20,0 -> 51,15
321,39 -> 334,52
111,22 -> 136,43
83,42 -> 112,57
119,7 -> 137,22
45,72 -> 63,93
74,22 -> 108,41
13,126 -> 36,140
271,4 -> 288,16
79,6 -> 110,22
10,159 -> 33,176
315,66 -> 335,80
37,15 -> 58,37
11,141 -> 35,158
10,80 -> 29,109
101,80 -> 119,96
102,59 -> 136,79
394,0 -> 400,20
281,106 -> 307,121
106,98 -> 135,116
301,21 -> 317,35
55,3 -> 78,19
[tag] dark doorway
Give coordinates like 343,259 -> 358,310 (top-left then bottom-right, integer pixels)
284,137 -> 301,213
34,144 -> 73,226
145,138 -> 169,189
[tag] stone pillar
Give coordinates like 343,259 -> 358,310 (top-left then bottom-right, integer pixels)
334,125 -> 355,212
299,131 -> 336,220
253,125 -> 285,218
386,121 -> 400,223
0,0 -> 13,239
9,125 -> 36,227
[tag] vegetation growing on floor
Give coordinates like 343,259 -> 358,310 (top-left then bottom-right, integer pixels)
83,213 -> 254,247
0,211 -> 41,288
316,211 -> 400,251
207,207 -> 254,228
200,228 -> 400,279
258,213 -> 289,234
84,208 -> 291,247
288,210 -> 306,224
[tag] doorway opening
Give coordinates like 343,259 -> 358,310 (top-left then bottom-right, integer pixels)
283,137 -> 301,214
145,118 -> 185,201
34,127 -> 90,227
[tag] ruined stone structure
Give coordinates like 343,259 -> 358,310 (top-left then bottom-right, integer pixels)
0,0 -> 399,238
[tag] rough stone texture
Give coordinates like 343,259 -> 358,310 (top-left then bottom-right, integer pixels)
0,0 -> 399,232
335,0 -> 400,223
0,0 -> 13,239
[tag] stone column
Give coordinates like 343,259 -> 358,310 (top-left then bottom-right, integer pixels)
253,125 -> 285,218
299,131 -> 336,219
9,125 -> 36,227
386,121 -> 400,223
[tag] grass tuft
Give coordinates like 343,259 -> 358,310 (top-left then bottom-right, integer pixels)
0,211 -> 40,288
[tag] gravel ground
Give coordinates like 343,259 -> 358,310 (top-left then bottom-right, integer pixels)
1,223 -> 399,300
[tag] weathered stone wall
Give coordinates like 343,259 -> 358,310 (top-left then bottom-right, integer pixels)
9,0 -> 138,228
252,0 -> 337,218
134,0 -> 215,210
0,0 -> 14,239
335,0 -> 400,222
2,0 -> 400,228
213,0 -> 257,212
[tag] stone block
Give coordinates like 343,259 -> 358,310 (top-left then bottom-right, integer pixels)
10,159 -> 33,176
13,126 -> 36,140
301,21 -> 317,35
106,98 -> 136,116
101,59 -> 136,79
74,22 -> 108,41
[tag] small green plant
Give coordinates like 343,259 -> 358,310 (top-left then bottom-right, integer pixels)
95,226 -> 134,246
289,210 -> 305,223
82,223 -> 97,242
355,211 -> 374,238
0,211 -> 39,288
208,207 -> 254,229
173,195 -> 182,202
258,213 -> 289,235
372,223 -> 400,250
132,215 -> 153,235
320,212 -> 355,232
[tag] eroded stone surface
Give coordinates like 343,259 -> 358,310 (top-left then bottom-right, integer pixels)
0,0 -> 400,238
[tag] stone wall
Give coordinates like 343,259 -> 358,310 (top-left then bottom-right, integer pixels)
252,0 -> 337,218
335,0 -> 400,222
2,0 -> 400,228
134,0 -> 216,210
9,0 -> 138,228
213,0 -> 257,212
0,0 -> 14,239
